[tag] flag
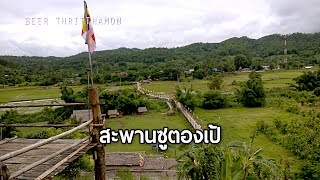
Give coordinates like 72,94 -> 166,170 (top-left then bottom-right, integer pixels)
139,153 -> 145,167
82,1 -> 96,53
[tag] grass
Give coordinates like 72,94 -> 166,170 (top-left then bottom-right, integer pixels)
104,108 -> 192,157
17,121 -> 49,137
194,107 -> 304,172
0,86 -> 62,103
0,84 -> 135,104
142,69 -> 307,95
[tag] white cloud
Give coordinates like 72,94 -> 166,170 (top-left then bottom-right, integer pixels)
0,0 -> 319,57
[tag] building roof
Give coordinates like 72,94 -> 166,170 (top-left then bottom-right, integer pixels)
108,109 -> 119,116
106,152 -> 145,166
105,152 -> 177,170
240,68 -> 251,72
305,66 -> 314,69
72,109 -> 92,122
137,107 -> 148,113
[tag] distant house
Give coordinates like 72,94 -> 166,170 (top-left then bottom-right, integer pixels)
119,71 -> 128,76
108,110 -> 119,118
72,110 -> 92,122
73,109 -> 106,122
305,66 -> 314,69
262,66 -> 270,70
141,80 -> 151,84
213,68 -> 221,73
184,69 -> 195,76
137,107 -> 148,114
239,68 -> 252,72
184,71 -> 192,75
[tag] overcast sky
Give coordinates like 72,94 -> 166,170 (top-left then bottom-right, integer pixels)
1,0 -> 320,57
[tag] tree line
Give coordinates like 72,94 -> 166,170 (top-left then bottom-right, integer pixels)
2,32 -> 320,86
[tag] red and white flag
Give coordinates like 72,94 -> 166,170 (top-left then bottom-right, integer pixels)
82,1 -> 96,53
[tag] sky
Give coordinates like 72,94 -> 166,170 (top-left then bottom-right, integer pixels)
1,0 -> 320,57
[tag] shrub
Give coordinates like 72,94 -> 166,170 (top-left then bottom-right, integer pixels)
202,90 -> 227,109
207,75 -> 223,90
314,87 -> 320,96
237,72 -> 266,107
115,168 -> 135,180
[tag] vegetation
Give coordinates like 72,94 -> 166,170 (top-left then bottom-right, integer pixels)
201,90 -> 228,109
54,154 -> 94,180
175,134 -> 281,180
100,89 -> 149,115
175,86 -> 199,111
115,168 -> 135,180
3,32 -> 320,178
293,70 -> 320,91
207,75 -> 223,90
1,33 -> 320,87
237,72 -> 266,107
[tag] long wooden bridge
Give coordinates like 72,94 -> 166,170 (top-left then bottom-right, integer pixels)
136,82 -> 202,130
0,87 -> 106,180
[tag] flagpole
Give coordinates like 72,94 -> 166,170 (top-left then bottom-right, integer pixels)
87,46 -> 94,86
86,21 -> 94,86
85,1 -> 94,87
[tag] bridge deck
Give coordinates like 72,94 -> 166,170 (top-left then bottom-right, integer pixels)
0,138 -> 95,179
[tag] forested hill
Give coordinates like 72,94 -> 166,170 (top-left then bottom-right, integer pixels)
1,32 -> 320,86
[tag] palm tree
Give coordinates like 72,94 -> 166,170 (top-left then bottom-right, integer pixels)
173,144 -> 224,180
225,132 -> 280,179
174,132 -> 281,180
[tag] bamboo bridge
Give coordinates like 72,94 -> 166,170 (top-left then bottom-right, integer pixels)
0,83 -> 203,179
0,87 -> 106,180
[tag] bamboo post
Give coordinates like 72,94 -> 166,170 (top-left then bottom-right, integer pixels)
89,87 -> 106,180
0,162 -> 10,180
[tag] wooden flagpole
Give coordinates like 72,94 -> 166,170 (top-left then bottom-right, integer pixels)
84,2 -> 106,180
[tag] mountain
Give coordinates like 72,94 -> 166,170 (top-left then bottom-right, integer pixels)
1,32 -> 320,85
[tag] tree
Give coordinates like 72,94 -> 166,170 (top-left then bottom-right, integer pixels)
175,86 -> 198,111
193,69 -> 206,79
294,70 -> 320,91
234,54 -> 251,70
295,162 -> 320,179
174,144 -> 224,180
208,75 -> 223,90
314,87 -> 320,96
225,132 -> 280,179
60,86 -> 75,103
0,110 -> 19,139
202,90 -> 227,109
237,72 -> 266,107
174,134 -> 281,180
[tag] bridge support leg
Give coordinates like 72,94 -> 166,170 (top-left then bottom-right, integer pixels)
0,163 -> 10,180
89,87 -> 106,180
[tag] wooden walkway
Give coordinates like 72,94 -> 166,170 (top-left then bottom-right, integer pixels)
0,138 -> 95,179
136,82 -> 202,130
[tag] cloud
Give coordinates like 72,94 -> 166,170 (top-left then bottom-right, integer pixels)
0,0 -> 319,57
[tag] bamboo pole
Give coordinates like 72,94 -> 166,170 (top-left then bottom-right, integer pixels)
9,136 -> 90,179
89,87 -> 106,180
34,143 -> 89,180
0,136 -> 17,145
0,119 -> 92,162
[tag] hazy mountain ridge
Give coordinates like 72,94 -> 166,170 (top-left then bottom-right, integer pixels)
1,32 -> 320,86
